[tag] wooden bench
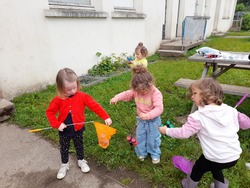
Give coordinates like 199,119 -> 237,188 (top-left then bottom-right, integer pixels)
174,78 -> 250,97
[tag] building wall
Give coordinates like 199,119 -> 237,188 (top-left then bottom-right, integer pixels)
164,0 -> 237,39
0,0 -> 165,100
0,0 -> 237,100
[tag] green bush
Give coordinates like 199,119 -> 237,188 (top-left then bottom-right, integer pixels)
88,52 -> 128,76
236,3 -> 246,12
241,13 -> 250,30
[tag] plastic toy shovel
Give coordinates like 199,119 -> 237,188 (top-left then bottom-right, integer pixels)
93,122 -> 117,149
172,156 -> 194,175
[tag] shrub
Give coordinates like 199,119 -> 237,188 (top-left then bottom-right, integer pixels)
88,52 -> 128,76
236,3 -> 246,12
241,13 -> 250,30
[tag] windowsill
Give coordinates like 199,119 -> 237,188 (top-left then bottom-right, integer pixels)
44,9 -> 108,18
111,11 -> 146,19
193,16 -> 211,20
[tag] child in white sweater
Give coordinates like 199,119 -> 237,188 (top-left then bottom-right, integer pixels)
159,78 -> 250,188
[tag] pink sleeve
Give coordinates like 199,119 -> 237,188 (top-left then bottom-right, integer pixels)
238,112 -> 250,130
114,90 -> 134,102
166,115 -> 201,138
147,91 -> 163,119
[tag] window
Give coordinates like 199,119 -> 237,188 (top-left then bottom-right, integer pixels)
112,0 -> 146,19
114,0 -> 135,12
45,0 -> 108,18
49,0 -> 91,6
114,0 -> 133,8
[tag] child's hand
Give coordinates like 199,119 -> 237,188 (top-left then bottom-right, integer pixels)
139,113 -> 148,120
110,98 -> 118,105
105,118 -> 112,126
158,126 -> 167,134
58,123 -> 66,131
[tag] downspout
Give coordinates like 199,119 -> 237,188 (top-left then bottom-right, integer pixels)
162,0 -> 167,39
175,0 -> 181,37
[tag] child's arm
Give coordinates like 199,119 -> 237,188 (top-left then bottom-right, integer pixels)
238,112 -> 250,130
46,98 -> 62,129
84,94 -> 111,125
110,90 -> 134,104
159,116 -> 201,138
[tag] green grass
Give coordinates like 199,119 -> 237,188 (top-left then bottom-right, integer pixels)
9,32 -> 250,187
226,31 -> 250,36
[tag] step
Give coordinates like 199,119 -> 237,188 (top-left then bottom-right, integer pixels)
157,49 -> 185,57
174,78 -> 250,97
160,44 -> 184,51
0,98 -> 15,122
159,39 -> 205,53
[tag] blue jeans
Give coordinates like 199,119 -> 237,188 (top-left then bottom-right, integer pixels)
135,116 -> 161,159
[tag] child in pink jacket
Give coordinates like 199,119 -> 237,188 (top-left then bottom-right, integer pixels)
110,65 -> 163,164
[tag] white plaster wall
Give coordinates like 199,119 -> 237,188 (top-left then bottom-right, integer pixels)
0,0 -> 54,100
0,0 -> 164,100
165,0 -> 179,39
0,0 -> 237,100
166,0 -> 236,39
212,0 -> 237,33
215,0 -> 237,32
204,0 -> 217,37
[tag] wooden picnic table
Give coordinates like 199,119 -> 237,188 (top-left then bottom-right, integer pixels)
174,51 -> 250,113
189,51 -> 250,78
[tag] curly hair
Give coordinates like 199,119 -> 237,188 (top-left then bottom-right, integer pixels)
188,78 -> 224,106
56,68 -> 81,97
130,65 -> 154,91
135,42 -> 148,58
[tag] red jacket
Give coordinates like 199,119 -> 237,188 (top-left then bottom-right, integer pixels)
46,91 -> 110,131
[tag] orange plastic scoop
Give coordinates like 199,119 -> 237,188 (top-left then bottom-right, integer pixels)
93,122 -> 117,149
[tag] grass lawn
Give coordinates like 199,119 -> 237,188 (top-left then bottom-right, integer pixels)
226,31 -> 250,36
10,33 -> 250,188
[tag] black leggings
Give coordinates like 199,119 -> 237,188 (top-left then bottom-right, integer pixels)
59,131 -> 84,164
190,154 -> 238,183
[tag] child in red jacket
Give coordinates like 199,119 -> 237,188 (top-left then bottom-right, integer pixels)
46,68 -> 112,179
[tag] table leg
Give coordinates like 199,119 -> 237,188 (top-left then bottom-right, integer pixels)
201,63 -> 210,78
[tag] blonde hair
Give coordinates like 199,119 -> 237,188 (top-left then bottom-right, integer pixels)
130,65 -> 154,91
56,68 -> 80,97
188,78 -> 224,106
135,42 -> 148,58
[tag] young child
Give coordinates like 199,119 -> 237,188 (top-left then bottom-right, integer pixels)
110,65 -> 163,164
127,42 -> 148,68
46,68 -> 112,180
159,78 -> 250,188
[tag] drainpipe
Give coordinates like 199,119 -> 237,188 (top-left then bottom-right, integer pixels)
175,0 -> 181,37
162,0 -> 167,39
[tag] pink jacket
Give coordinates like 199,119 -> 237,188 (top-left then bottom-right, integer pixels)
112,86 -> 163,120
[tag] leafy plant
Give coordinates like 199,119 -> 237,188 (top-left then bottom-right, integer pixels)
242,13 -> 250,31
87,52 -> 128,76
236,3 -> 246,12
